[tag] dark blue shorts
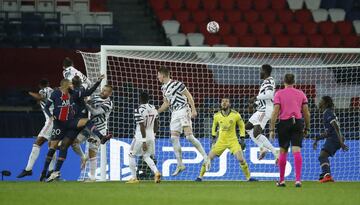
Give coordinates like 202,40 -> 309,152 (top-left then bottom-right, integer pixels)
322,139 -> 341,157
51,119 -> 81,141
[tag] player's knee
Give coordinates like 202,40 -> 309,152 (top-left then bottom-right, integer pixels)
35,137 -> 46,146
170,134 -> 180,141
253,126 -> 262,138
245,123 -> 253,131
185,134 -> 195,141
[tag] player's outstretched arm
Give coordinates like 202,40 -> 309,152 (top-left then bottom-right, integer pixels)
211,114 -> 218,145
182,89 -> 197,118
256,87 -> 274,100
331,120 -> 349,151
157,98 -> 170,114
28,92 -> 44,101
81,75 -> 105,97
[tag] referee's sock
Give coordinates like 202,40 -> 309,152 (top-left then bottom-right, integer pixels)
293,151 -> 302,182
278,153 -> 287,182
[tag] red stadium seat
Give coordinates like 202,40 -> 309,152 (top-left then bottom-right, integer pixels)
251,22 -> 266,35
218,22 -> 232,35
325,35 -> 342,47
351,97 -> 360,108
336,21 -> 353,35
294,9 -> 312,23
157,10 -> 173,21
234,22 -> 249,35
343,35 -> 359,47
319,21 -> 336,35
308,34 -> 325,47
254,0 -> 270,11
193,10 -> 208,23
244,10 -> 259,23
261,10 -> 277,24
174,10 -> 191,23
202,0 -> 218,11
291,35 -> 308,47
223,35 -> 239,47
199,22 -> 209,34
267,22 -> 284,35
286,22 -> 302,35
274,35 -> 291,47
208,10 -> 225,22
226,10 -> 242,23
168,0 -> 183,11
205,34 -> 221,45
257,34 -> 273,46
184,0 -> 200,11
150,0 -> 166,11
181,22 -> 198,33
303,21 -> 318,35
278,10 -> 294,24
220,0 -> 235,10
271,0 -> 287,10
239,35 -> 257,47
236,0 -> 252,11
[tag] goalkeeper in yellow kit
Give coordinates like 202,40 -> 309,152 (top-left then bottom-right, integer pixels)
195,98 -> 257,181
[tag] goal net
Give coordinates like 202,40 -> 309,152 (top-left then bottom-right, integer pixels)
79,46 -> 360,181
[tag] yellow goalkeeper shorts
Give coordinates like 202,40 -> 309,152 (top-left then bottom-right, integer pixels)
211,140 -> 242,156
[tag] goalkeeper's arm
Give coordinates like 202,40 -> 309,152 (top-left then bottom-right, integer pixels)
236,114 -> 246,151
211,114 -> 218,146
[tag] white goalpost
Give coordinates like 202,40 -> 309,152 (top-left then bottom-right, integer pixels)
79,46 -> 360,182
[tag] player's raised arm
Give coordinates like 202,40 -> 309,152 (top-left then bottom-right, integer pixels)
182,88 -> 197,118
256,83 -> 274,100
157,98 -> 170,114
28,92 -> 45,101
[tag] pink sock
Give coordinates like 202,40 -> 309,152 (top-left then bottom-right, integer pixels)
293,151 -> 302,182
278,152 -> 287,182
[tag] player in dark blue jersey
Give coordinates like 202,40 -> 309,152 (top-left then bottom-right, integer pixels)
40,76 -> 111,182
71,76 -> 90,118
313,96 -> 349,183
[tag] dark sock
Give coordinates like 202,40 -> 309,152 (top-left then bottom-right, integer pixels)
55,146 -> 68,171
319,155 -> 331,175
85,120 -> 104,139
42,148 -> 56,174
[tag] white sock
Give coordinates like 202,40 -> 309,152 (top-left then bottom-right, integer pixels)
129,155 -> 137,179
186,135 -> 207,160
170,136 -> 183,166
48,152 -> 56,171
72,143 -> 86,159
247,129 -> 264,149
25,144 -> 40,171
89,157 -> 97,180
143,156 -> 159,174
257,134 -> 277,156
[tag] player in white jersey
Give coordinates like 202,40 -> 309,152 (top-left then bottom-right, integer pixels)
71,84 -> 113,182
17,79 -> 56,178
245,64 -> 278,161
62,57 -> 91,89
157,67 -> 207,176
127,91 -> 161,184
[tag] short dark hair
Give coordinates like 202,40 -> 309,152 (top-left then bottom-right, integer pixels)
72,76 -> 82,87
284,73 -> 295,85
140,91 -> 150,103
63,57 -> 73,68
262,64 -> 272,75
39,79 -> 49,88
158,66 -> 170,77
322,96 -> 334,109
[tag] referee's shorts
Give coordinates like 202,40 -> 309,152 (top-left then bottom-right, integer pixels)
277,118 -> 304,149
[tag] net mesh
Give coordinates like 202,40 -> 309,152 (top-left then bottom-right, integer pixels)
79,47 -> 360,181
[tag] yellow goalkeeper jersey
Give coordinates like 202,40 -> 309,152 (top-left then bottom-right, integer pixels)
212,109 -> 245,142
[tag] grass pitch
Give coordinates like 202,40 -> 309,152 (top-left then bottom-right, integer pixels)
0,181 -> 359,205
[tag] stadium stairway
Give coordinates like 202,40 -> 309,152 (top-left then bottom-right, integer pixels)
107,0 -> 167,45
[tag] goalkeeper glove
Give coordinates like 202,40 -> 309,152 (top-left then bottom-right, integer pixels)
239,138 -> 246,151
